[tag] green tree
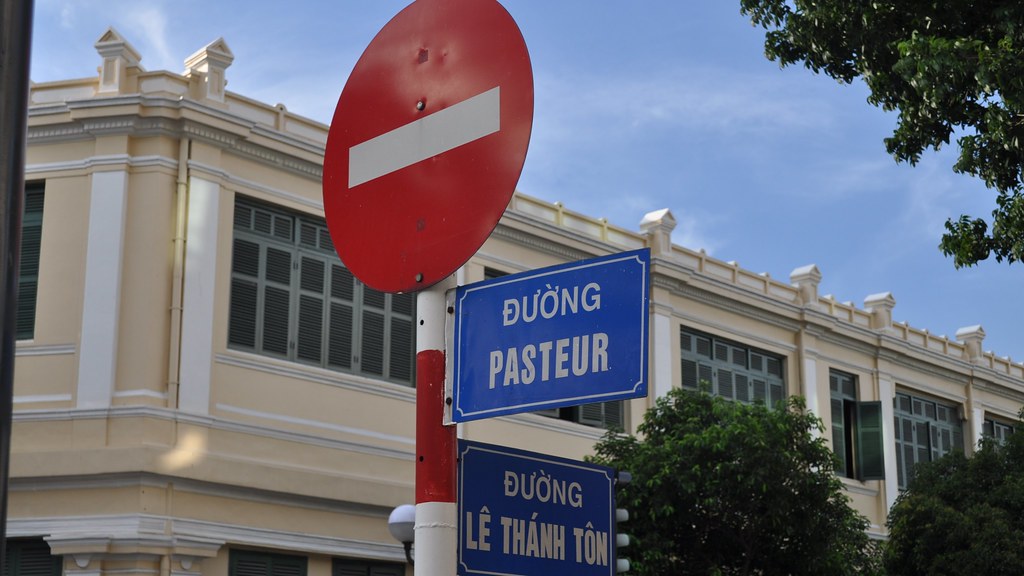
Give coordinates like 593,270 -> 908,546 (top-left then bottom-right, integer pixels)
885,420 -> 1024,575
739,0 -> 1024,267
591,388 -> 881,576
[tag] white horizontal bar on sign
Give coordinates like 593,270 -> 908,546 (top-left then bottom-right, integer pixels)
348,86 -> 501,188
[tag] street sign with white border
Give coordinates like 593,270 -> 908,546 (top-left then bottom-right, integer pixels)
457,440 -> 618,576
446,248 -> 650,423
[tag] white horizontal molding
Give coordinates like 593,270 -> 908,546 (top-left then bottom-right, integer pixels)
113,389 -> 169,400
25,155 -> 177,174
215,403 -> 414,447
13,394 -> 73,405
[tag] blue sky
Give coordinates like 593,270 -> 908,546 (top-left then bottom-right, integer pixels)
30,0 -> 1023,360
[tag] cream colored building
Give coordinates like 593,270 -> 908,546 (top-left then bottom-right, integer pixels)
9,29 -> 1024,576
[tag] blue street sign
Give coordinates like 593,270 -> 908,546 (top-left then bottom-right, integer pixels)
447,248 -> 650,423
457,440 -> 618,576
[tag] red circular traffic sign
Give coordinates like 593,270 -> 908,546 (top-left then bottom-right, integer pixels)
323,0 -> 533,293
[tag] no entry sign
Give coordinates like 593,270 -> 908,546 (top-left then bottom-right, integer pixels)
323,0 -> 534,293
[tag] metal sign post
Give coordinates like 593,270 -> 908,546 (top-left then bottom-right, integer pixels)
415,277 -> 458,576
0,0 -> 35,567
321,1 -> 533,574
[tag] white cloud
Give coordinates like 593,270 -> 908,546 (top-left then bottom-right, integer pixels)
535,65 -> 835,144
60,3 -> 75,29
36,0 -> 78,29
670,211 -> 724,256
121,3 -> 174,70
788,156 -> 899,203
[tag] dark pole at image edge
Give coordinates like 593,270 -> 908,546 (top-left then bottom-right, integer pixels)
1,0 -> 35,567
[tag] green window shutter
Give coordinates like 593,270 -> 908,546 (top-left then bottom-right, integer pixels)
681,358 -> 698,390
714,342 -> 729,362
232,555 -> 271,576
768,381 -> 784,408
332,560 -> 403,576
534,407 -> 562,419
229,238 -> 261,348
752,378 -> 767,404
681,328 -> 786,406
483,267 -> 508,280
389,313 -> 414,382
3,540 -> 61,576
578,403 -> 605,427
388,292 -> 415,382
361,309 -> 385,376
998,423 -> 1013,444
230,551 -> 306,576
297,292 -> 324,362
717,368 -> 734,399
988,420 -> 1015,445
695,335 -> 711,358
856,401 -> 885,481
893,391 -> 962,488
328,263 -> 355,369
17,184 -> 44,340
334,565 -> 365,576
680,331 -> 693,353
361,286 -> 386,376
262,246 -> 293,356
698,363 -> 713,392
297,256 -> 326,363
271,557 -> 306,576
578,401 -> 623,429
734,373 -> 749,403
229,196 -> 416,384
328,301 -> 354,369
831,396 -> 847,477
829,370 -> 858,478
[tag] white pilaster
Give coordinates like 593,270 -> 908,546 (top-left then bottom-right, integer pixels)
972,407 -> 985,450
178,176 -> 220,415
652,311 -> 673,399
879,377 -> 899,512
77,170 -> 129,408
801,355 -> 820,437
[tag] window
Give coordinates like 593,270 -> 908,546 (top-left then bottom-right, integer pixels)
229,198 -> 415,384
983,418 -> 1014,446
829,370 -> 884,481
483,267 -> 507,280
680,328 -> 785,407
230,551 -> 305,576
894,392 -> 964,489
3,539 -> 61,576
333,559 -> 403,576
17,182 -> 44,340
533,401 -> 624,430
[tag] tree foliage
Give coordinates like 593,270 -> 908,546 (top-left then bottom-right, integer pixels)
739,0 -> 1024,267
885,417 -> 1024,575
591,388 -> 882,576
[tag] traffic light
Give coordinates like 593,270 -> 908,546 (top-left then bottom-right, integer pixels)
614,470 -> 631,573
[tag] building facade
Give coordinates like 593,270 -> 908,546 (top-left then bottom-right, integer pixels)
8,29 -> 1024,576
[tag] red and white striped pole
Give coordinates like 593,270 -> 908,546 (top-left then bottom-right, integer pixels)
414,275 -> 457,575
